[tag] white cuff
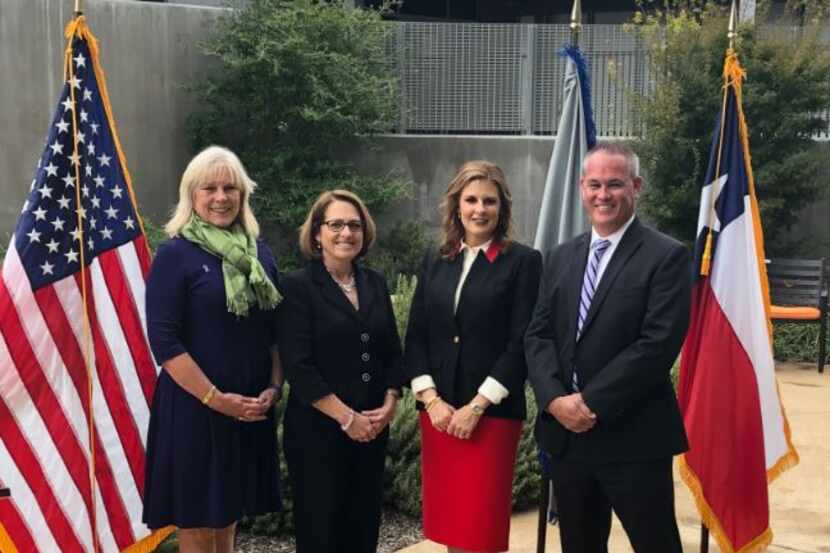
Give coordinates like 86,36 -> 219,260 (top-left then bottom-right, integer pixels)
411,375 -> 437,394
478,377 -> 509,405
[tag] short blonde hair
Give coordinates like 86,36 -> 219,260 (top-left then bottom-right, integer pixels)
439,160 -> 514,259
298,190 -> 377,260
164,145 -> 260,238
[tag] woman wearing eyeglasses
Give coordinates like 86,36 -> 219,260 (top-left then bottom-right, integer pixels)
277,189 -> 403,553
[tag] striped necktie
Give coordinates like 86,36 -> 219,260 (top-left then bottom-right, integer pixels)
573,238 -> 611,390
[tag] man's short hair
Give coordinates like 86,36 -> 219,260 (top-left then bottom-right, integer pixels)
582,141 -> 640,179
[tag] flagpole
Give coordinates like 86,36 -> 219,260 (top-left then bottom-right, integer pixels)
570,0 -> 582,47
75,0 -> 82,16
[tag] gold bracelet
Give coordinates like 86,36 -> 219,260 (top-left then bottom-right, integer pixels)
424,395 -> 441,412
201,385 -> 217,405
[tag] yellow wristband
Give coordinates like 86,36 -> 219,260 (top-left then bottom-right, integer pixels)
201,385 -> 217,405
424,395 -> 441,412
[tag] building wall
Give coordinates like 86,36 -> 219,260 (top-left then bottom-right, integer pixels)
0,0 -> 222,242
2,0 -> 828,258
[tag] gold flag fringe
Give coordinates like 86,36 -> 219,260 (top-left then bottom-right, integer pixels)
680,48 -> 800,553
0,522 -> 20,553
121,525 -> 176,553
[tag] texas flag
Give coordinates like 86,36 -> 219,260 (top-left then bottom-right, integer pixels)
677,50 -> 799,553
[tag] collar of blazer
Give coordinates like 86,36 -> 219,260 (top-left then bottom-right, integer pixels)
453,239 -> 505,263
308,258 -> 374,321
569,217 -> 645,341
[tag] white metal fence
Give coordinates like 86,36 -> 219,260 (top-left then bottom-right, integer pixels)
389,22 -> 830,139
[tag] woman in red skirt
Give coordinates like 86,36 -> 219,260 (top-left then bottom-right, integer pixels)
405,161 -> 542,553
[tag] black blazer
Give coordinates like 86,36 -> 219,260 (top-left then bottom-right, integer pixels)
405,241 -> 542,420
526,218 -> 691,463
277,260 -> 404,415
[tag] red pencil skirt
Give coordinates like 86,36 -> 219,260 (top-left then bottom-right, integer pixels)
419,412 -> 522,552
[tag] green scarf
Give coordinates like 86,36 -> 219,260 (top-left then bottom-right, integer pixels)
181,214 -> 282,317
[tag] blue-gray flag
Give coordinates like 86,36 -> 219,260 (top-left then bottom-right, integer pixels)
534,46 -> 596,253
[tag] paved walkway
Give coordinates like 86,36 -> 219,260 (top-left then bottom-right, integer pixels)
400,362 -> 830,553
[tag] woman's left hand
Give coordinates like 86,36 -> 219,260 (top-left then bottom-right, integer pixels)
362,395 -> 398,439
447,405 -> 482,440
254,386 -> 281,414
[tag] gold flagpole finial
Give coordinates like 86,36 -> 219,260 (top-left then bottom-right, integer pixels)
75,0 -> 82,16
570,0 -> 582,47
728,0 -> 738,50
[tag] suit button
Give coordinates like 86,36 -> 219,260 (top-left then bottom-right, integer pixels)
453,336 -> 460,344
361,333 -> 370,343
362,372 -> 371,382
361,352 -> 371,362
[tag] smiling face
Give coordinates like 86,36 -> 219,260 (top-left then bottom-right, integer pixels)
580,150 -> 642,237
315,200 -> 364,265
192,166 -> 241,229
458,178 -> 501,247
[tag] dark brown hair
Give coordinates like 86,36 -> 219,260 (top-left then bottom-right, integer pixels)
298,189 -> 377,259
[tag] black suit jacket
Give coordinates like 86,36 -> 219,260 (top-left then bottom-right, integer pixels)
277,260 -> 404,416
405,241 -> 542,420
526,218 -> 691,463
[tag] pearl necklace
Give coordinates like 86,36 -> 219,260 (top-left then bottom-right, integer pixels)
329,271 -> 356,293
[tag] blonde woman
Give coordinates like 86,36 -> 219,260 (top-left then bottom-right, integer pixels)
143,146 -> 283,552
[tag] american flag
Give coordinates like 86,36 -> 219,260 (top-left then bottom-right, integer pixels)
0,17 -> 170,552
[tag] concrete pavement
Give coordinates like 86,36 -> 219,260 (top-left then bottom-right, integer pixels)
400,362 -> 830,553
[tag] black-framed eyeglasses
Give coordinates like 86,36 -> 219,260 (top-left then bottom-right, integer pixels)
322,219 -> 364,233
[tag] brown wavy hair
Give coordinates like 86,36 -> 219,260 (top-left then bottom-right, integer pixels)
298,189 -> 377,260
438,161 -> 514,259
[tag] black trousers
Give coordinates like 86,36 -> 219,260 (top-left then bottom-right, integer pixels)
550,455 -> 683,553
283,407 -> 388,553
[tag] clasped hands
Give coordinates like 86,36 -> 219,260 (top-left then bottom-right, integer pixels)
345,395 -> 398,443
547,393 -> 596,433
425,397 -> 482,440
213,385 -> 281,422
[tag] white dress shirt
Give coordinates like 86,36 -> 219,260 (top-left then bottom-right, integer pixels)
589,214 -> 636,288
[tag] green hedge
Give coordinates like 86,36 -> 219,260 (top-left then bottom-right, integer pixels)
773,320 -> 829,363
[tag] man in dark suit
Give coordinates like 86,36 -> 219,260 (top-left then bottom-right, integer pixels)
526,141 -> 691,553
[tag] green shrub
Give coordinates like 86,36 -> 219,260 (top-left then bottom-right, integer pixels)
366,221 -> 432,292
773,320 -> 829,363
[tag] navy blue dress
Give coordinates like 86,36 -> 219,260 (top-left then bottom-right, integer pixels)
142,237 -> 281,529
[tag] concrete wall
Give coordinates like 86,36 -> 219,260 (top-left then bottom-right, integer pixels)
2,0 -> 828,258
0,0 -> 222,241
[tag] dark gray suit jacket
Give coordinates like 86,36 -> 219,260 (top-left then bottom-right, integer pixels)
525,218 -> 691,463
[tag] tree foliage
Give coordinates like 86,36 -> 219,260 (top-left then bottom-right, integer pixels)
630,1 -> 830,253
188,0 -> 409,249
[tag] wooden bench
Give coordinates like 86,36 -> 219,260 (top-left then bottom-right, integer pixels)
767,258 -> 828,373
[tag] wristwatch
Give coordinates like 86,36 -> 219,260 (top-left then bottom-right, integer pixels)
470,403 -> 485,416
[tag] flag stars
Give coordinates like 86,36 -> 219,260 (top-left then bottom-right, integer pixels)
83,88 -> 93,102
38,184 -> 53,199
82,185 -> 90,198
62,173 -> 75,188
90,123 -> 99,135
50,217 -> 66,232
104,206 -> 118,219
76,131 -> 85,144
77,206 -> 87,219
32,207 -> 47,221
80,110 -> 89,123
87,142 -> 96,156
70,227 -> 82,242
68,75 -> 82,90
74,52 -> 86,68
97,153 -> 111,167
65,249 -> 79,264
89,217 -> 98,230
55,119 -> 70,133
87,237 -> 95,251
40,261 -> 55,276
85,163 -> 93,177
93,175 -> 105,188
91,196 -> 101,209
49,140 -> 64,156
61,97 -> 74,112
57,196 -> 71,210
101,227 -> 113,240
123,216 -> 135,230
68,151 -> 81,167
111,185 -> 123,199
46,239 -> 60,253
44,162 -> 58,177
27,228 -> 42,243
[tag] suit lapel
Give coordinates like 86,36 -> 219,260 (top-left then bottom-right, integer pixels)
580,219 -> 644,335
309,260 -> 363,323
566,234 -> 591,344
355,265 -> 374,321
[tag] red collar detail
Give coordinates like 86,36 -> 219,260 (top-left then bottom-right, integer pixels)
484,241 -> 503,262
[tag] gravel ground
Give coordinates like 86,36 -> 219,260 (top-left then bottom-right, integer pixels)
234,509 -> 423,553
